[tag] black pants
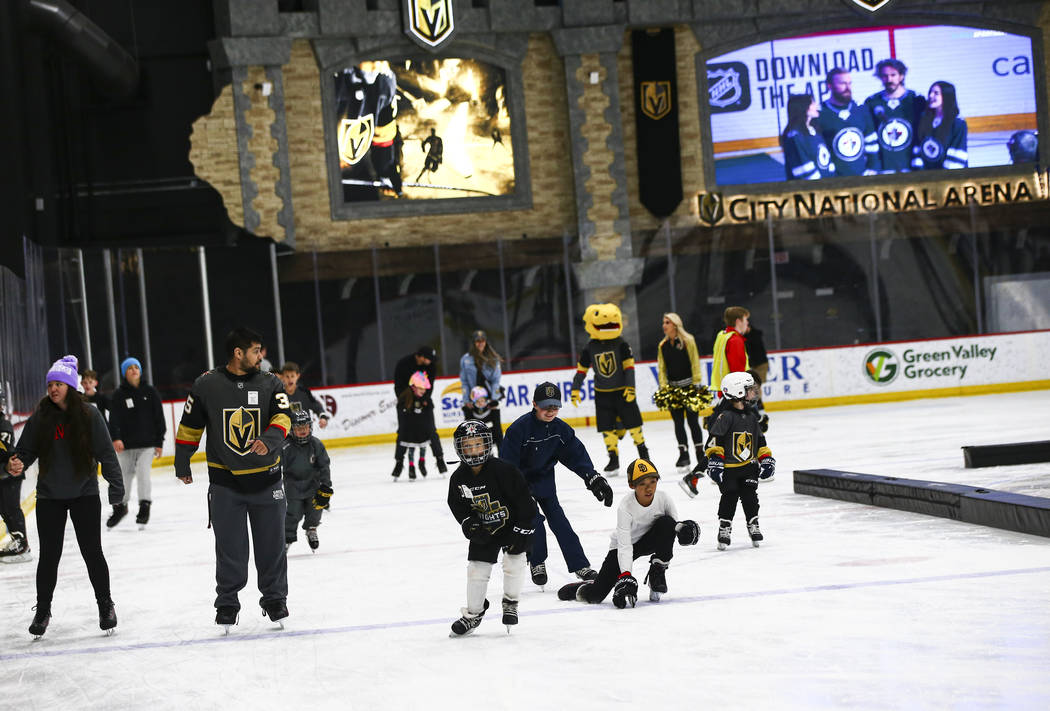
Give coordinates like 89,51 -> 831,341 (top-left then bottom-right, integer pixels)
0,476 -> 27,539
670,408 -> 703,448
583,515 -> 676,603
35,496 -> 111,607
717,468 -> 760,522
429,430 -> 444,460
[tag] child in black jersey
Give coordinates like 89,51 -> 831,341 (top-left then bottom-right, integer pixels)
393,371 -> 435,481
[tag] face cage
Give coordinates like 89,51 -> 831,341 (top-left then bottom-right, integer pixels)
744,383 -> 760,402
455,432 -> 493,466
292,425 -> 312,445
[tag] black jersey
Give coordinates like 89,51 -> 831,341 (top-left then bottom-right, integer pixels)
572,337 -> 636,393
705,404 -> 771,471
0,416 -> 14,474
397,392 -> 435,444
447,457 -> 537,539
912,117 -> 968,170
281,435 -> 331,500
287,385 -> 327,420
864,89 -> 925,173
781,127 -> 835,180
818,99 -> 880,176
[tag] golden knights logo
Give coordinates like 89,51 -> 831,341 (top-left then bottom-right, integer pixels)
595,351 -> 618,378
640,81 -> 672,121
403,0 -> 456,51
470,492 -> 509,533
733,431 -> 753,461
844,0 -> 896,12
697,192 -> 725,226
337,115 -> 375,166
223,407 -> 261,456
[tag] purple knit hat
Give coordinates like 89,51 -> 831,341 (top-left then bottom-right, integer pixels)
46,355 -> 79,389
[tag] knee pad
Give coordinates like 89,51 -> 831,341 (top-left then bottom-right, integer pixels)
467,560 -> 493,584
602,431 -> 620,453
629,426 -> 645,445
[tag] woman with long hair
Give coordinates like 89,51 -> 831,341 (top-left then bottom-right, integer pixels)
912,81 -> 968,170
781,93 -> 835,181
4,356 -> 124,638
655,314 -> 707,482
459,330 -> 504,451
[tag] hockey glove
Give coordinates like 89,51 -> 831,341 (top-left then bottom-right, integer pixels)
758,414 -> 769,433
506,525 -> 534,555
570,389 -> 581,407
461,515 -> 489,541
585,472 -> 614,507
313,483 -> 333,510
623,386 -> 636,403
758,456 -> 776,482
612,573 -> 638,609
707,455 -> 725,485
675,519 -> 700,546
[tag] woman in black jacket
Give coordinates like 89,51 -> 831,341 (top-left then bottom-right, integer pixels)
5,355 -> 124,638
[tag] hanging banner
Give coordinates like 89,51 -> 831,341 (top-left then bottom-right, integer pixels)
632,29 -> 683,218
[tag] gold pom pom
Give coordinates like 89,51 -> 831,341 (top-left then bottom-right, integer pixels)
652,384 -> 712,413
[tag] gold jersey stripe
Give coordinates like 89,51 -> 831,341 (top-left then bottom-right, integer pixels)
705,446 -> 725,458
622,358 -> 635,369
270,413 -> 291,432
176,424 -> 204,443
757,446 -> 772,459
207,456 -> 282,476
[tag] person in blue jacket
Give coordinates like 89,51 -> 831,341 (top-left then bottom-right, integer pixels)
459,330 -> 504,452
500,382 -> 614,588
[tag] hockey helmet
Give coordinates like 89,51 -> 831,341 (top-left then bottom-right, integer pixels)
290,409 -> 312,445
721,371 -> 758,401
469,385 -> 489,406
453,420 -> 493,467
409,370 -> 431,391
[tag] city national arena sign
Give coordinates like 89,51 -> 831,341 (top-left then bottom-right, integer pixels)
695,172 -> 1049,226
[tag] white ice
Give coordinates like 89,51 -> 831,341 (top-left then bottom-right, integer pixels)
2,390 -> 1049,710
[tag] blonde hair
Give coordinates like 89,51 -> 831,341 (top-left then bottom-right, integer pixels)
659,312 -> 695,348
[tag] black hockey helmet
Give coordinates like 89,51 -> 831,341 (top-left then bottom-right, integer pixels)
290,409 -> 312,445
453,420 -> 493,466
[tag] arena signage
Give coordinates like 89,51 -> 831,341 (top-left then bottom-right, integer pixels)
695,173 -> 1047,225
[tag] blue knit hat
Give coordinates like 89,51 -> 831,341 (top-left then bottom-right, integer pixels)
121,357 -> 142,379
46,355 -> 79,389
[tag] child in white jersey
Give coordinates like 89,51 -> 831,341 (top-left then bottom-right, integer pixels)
557,458 -> 700,607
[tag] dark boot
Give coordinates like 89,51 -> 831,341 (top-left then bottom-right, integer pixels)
135,500 -> 152,525
106,503 -> 128,529
675,445 -> 690,469
637,442 -> 650,461
98,598 -> 117,632
29,605 -> 51,637
391,459 -> 403,480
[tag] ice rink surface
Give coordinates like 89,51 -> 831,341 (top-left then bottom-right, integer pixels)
2,390 -> 1049,710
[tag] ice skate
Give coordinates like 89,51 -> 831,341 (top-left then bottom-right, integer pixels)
691,446 -> 708,480
418,454 -> 428,478
572,566 -> 598,582
603,452 -> 619,475
29,605 -> 51,639
0,532 -> 32,563
135,500 -> 151,529
450,599 -> 489,638
557,582 -> 590,601
437,458 -> 448,475
675,445 -> 690,472
717,519 -> 732,550
106,503 -> 128,529
747,516 -> 763,547
306,527 -> 319,551
678,473 -> 699,499
391,460 -> 403,480
408,462 -> 417,481
260,598 -> 289,629
645,558 -> 668,602
501,598 -> 518,633
530,562 -> 547,588
98,598 -> 117,635
215,606 -> 239,635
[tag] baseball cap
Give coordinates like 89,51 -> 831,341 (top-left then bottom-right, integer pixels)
533,382 -> 562,409
416,345 -> 437,361
626,458 -> 660,486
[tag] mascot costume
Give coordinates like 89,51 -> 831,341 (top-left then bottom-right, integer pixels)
570,303 -> 649,474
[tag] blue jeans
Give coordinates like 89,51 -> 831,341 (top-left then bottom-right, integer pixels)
527,494 -> 589,572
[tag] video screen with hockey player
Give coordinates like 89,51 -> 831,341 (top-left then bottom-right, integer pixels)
705,25 -> 1039,186
332,58 -> 515,202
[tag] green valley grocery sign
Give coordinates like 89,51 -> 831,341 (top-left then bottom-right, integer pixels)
863,343 -> 999,386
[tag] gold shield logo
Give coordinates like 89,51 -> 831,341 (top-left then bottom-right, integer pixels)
697,192 -> 725,226
595,351 -> 618,378
224,407 -> 260,455
733,431 -> 753,461
337,115 -> 375,166
406,0 -> 454,48
641,81 -> 672,121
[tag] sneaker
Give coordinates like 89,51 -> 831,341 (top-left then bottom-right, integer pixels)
645,558 -> 668,595
98,598 -> 117,632
0,531 -> 32,563
106,503 -> 128,529
391,460 -> 403,479
530,562 -> 548,586
747,516 -> 763,547
306,527 -> 319,550
135,500 -> 151,525
260,598 -> 289,623
29,605 -> 51,637
572,566 -> 598,582
215,606 -> 239,627
675,446 -> 690,469
603,453 -> 619,474
450,599 -> 489,637
717,518 -> 732,550
501,598 -> 518,628
678,473 -> 699,499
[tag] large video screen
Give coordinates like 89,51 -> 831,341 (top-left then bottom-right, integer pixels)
705,25 -> 1039,186
332,58 -> 515,202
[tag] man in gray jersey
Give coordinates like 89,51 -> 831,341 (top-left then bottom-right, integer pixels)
175,327 -> 293,629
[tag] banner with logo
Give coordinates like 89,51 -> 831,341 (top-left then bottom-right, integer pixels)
402,0 -> 457,52
632,28 -> 682,218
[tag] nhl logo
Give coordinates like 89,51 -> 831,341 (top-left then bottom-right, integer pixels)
697,192 -> 725,226
640,81 -> 672,121
403,0 -> 457,52
843,0 -> 897,13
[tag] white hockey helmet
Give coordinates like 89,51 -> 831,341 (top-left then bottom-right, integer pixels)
721,371 -> 757,401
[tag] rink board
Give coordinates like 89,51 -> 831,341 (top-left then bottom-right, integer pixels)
962,440 -> 1050,468
794,468 -> 1050,538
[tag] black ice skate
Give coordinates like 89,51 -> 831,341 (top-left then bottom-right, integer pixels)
106,503 -> 128,529
306,527 -> 319,551
717,518 -> 732,550
501,598 -> 518,632
747,516 -> 763,547
135,500 -> 151,528
675,445 -> 690,471
678,473 -> 699,499
530,562 -> 547,587
391,460 -> 403,480
557,582 -> 590,601
98,598 -> 117,634
603,452 -> 619,475
450,599 -> 489,638
408,463 -> 417,480
437,458 -> 448,475
572,566 -> 598,582
0,531 -> 32,563
692,446 -> 707,478
216,605 -> 239,634
29,605 -> 51,638
260,598 -> 289,628
418,455 -> 427,478
645,558 -> 668,602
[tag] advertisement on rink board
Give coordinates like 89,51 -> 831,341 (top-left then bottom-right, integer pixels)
155,330 -> 1049,456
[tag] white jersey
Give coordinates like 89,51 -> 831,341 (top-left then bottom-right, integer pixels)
608,489 -> 678,574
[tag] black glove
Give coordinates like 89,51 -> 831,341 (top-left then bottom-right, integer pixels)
758,456 -> 776,481
313,483 -> 333,510
461,515 -> 487,541
505,525 -> 533,555
612,573 -> 638,609
675,519 -> 700,546
585,472 -> 614,507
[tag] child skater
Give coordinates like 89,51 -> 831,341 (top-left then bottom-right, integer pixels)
392,371 -> 435,481
464,385 -> 502,452
558,458 -> 700,607
446,420 -> 537,637
283,409 -> 332,551
704,371 -> 775,550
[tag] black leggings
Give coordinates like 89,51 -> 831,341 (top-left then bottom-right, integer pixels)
584,515 -> 677,603
35,496 -> 111,607
669,408 -> 703,448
